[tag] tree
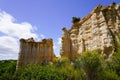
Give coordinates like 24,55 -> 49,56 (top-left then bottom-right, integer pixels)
80,50 -> 104,80
72,17 -> 80,24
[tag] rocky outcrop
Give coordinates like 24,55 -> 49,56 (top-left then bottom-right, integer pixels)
60,3 -> 120,59
16,38 -> 55,69
17,3 -> 120,68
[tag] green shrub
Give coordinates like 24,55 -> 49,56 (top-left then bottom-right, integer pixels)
79,50 -> 104,80
0,60 -> 17,80
72,17 -> 80,24
1,48 -> 120,80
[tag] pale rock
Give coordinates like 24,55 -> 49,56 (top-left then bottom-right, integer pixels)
60,3 -> 120,59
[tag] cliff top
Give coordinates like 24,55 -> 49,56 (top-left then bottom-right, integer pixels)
69,2 -> 120,31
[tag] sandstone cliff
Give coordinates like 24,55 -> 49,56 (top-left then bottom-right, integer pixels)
17,38 -> 55,68
60,3 -> 120,59
17,3 -> 120,68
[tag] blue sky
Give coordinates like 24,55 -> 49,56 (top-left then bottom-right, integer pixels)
0,0 -> 119,60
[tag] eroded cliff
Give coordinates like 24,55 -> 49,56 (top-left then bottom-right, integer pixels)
60,3 -> 120,59
17,38 -> 55,68
17,3 -> 120,67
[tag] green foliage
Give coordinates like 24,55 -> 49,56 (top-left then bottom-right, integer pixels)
72,17 -> 80,24
1,47 -> 120,80
101,70 -> 120,80
53,57 -> 86,80
79,50 -> 104,80
114,36 -> 120,52
15,64 -> 68,80
109,52 -> 120,76
108,36 -> 120,76
0,60 -> 17,80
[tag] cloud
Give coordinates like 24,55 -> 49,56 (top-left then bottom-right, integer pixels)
0,11 -> 61,60
57,37 -> 62,45
53,43 -> 59,57
0,36 -> 19,60
40,34 -> 45,39
53,37 -> 62,57
0,11 -> 39,60
53,43 -> 57,50
0,11 -> 38,39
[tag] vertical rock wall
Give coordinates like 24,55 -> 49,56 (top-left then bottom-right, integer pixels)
60,3 -> 120,58
60,28 -> 71,58
17,38 -> 55,68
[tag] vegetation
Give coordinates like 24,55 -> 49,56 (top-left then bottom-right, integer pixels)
72,17 -> 80,24
0,60 -> 17,80
1,39 -> 120,80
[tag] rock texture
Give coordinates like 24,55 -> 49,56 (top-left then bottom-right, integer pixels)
60,3 -> 120,59
17,38 -> 55,68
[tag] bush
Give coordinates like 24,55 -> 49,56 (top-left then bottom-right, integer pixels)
15,64 -> 74,80
72,17 -> 80,24
1,49 -> 120,80
79,50 -> 104,80
0,60 -> 17,80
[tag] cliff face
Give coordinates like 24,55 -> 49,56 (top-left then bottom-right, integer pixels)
17,38 -> 55,68
60,3 -> 120,59
17,3 -> 120,67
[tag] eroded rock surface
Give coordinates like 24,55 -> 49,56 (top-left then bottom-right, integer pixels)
17,38 -> 55,68
60,3 -> 120,59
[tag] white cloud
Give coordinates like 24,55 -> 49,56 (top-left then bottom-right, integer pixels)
40,34 -> 45,39
0,11 -> 38,39
53,43 -> 57,50
53,37 -> 62,57
57,37 -> 62,45
0,11 -> 62,60
0,11 -> 40,60
0,36 -> 19,60
53,43 -> 60,57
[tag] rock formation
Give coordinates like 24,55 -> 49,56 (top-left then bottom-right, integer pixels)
60,3 -> 120,59
17,3 -> 120,68
17,38 -> 55,68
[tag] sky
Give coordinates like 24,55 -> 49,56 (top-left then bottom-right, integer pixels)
0,0 -> 119,60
